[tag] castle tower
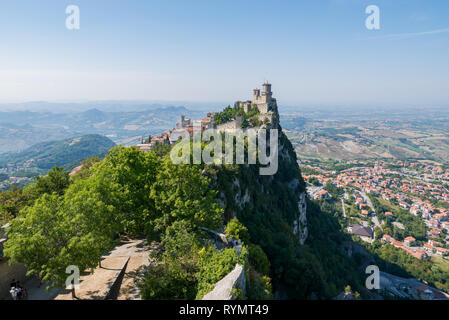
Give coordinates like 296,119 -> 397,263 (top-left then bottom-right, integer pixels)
253,88 -> 260,102
262,82 -> 272,96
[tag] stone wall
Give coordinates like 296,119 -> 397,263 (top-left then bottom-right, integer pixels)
202,264 -> 246,300
216,117 -> 242,132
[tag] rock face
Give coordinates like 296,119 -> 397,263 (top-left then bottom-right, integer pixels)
210,91 -> 308,244
204,85 -> 309,298
294,191 -> 308,245
202,264 -> 246,300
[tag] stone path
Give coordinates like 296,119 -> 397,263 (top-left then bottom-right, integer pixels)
54,239 -> 152,300
113,240 -> 153,300
117,256 -> 149,300
23,278 -> 61,300
54,256 -> 129,300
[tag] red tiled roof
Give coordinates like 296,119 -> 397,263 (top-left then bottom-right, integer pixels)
392,241 -> 404,247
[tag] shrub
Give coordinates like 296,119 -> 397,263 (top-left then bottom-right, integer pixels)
246,265 -> 273,300
195,246 -> 248,299
225,218 -> 250,244
139,263 -> 197,300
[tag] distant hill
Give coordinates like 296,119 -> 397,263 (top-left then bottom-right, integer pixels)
0,106 -> 203,154
0,134 -> 116,171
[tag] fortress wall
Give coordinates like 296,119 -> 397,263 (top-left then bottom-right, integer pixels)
216,118 -> 242,132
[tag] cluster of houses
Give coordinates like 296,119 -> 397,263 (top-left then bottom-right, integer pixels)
0,176 -> 32,191
382,234 -> 447,259
135,113 -> 216,152
301,159 -> 449,260
354,197 -> 370,217
0,160 -> 35,190
301,160 -> 449,247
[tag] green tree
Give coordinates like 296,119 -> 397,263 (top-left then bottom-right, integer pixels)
5,171 -> 122,295
27,166 -> 70,197
374,226 -> 383,240
248,244 -> 270,276
4,194 -> 63,287
225,218 -> 250,244
0,186 -> 32,224
139,221 -> 201,300
150,158 -> 223,234
152,143 -> 172,158
70,156 -> 101,181
195,246 -> 247,299
94,146 -> 161,235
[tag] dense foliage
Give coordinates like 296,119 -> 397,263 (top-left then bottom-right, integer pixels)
4,144 -> 237,298
225,218 -> 250,244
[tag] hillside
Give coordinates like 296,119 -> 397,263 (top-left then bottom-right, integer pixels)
283,116 -> 449,164
0,134 -> 116,171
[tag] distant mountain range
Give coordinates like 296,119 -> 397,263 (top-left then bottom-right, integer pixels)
0,134 -> 116,171
0,101 -> 223,113
0,106 -> 205,154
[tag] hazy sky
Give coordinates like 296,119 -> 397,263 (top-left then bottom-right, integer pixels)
0,0 -> 448,107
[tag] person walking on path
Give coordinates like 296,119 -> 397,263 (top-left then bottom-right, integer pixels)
16,281 -> 27,300
9,286 -> 18,300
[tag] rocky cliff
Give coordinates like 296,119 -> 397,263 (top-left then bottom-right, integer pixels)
207,102 -> 308,245
201,104 -> 310,297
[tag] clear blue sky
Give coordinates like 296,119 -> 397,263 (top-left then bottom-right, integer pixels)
0,0 -> 448,107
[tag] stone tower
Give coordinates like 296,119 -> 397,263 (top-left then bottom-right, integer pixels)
262,83 -> 272,98
253,88 -> 261,101
235,82 -> 278,115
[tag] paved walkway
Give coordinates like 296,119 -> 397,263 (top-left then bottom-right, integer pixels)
112,239 -> 153,300
55,239 -> 152,300
55,256 -> 129,300
117,256 -> 150,300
